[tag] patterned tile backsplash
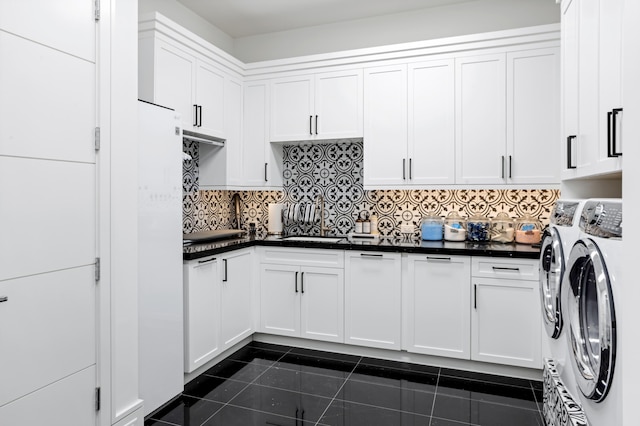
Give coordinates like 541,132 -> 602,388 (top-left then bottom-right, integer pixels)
182,140 -> 560,238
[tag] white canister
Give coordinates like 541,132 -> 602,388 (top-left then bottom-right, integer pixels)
362,220 -> 371,234
355,219 -> 363,234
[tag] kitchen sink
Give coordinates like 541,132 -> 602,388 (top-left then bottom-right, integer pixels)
281,236 -> 344,243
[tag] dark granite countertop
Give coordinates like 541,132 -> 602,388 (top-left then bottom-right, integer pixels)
183,235 -> 541,261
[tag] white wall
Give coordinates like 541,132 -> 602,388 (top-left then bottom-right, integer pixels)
233,0 -> 560,62
138,0 -> 234,55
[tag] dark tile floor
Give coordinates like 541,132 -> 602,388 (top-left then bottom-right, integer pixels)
145,342 -> 544,426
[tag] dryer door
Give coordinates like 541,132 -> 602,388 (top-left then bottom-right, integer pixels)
563,238 -> 616,402
539,228 -> 564,338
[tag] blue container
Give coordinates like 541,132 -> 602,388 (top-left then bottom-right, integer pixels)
466,213 -> 491,242
421,215 -> 444,241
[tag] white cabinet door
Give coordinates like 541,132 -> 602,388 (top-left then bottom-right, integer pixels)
183,258 -> 220,373
471,277 -> 541,369
0,367 -> 96,426
314,69 -> 363,139
220,249 -> 254,348
408,59 -> 455,185
363,65 -> 408,188
270,75 -> 314,142
455,54 -> 506,184
506,48 -> 560,184
562,0 -> 579,177
300,267 -> 344,343
154,41 -> 196,131
345,252 -> 402,350
403,255 -> 471,359
223,77 -> 243,186
260,264 -> 301,337
196,61 -> 226,138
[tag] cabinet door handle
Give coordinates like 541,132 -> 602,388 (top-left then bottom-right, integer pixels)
295,271 -> 299,293
301,272 -> 305,294
508,155 -> 512,178
607,111 -> 614,158
567,135 -> 577,169
409,158 -> 412,180
264,163 -> 268,182
360,253 -> 383,258
501,156 -> 505,179
612,108 -> 623,157
193,104 -> 198,127
198,105 -> 203,127
315,115 -> 318,135
197,257 -> 216,264
309,116 -> 313,135
492,266 -> 520,272
0,296 -> 8,303
427,256 -> 451,262
474,284 -> 477,310
222,259 -> 228,282
402,159 -> 406,180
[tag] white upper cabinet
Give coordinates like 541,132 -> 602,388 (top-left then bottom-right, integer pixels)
363,65 -> 408,188
506,48 -> 560,184
195,61 -> 226,137
270,69 -> 363,142
455,54 -> 507,185
561,0 -> 623,179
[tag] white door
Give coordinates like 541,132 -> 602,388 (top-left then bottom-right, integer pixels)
345,252 -> 402,350
506,48 -> 560,184
243,81 -> 270,187
224,77 -> 243,186
183,259 -> 220,373
408,59 -> 455,185
220,249 -> 254,348
314,70 -> 363,139
155,41 -> 196,131
363,65 -> 408,188
562,0 -> 579,176
300,267 -> 344,343
196,60 -> 225,137
471,278 -> 541,368
260,264 -> 301,337
404,255 -> 471,359
455,54 -> 506,184
271,76 -> 314,142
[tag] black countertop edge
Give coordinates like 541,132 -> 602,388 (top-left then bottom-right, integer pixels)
183,236 -> 540,261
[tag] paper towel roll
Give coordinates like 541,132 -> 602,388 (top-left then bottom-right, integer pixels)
268,203 -> 284,234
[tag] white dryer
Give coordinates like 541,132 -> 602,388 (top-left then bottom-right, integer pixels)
562,199 -> 622,426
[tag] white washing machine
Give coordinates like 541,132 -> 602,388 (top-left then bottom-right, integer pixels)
562,199 -> 622,426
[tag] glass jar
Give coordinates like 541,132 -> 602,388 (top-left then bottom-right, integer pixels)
491,212 -> 515,243
444,211 -> 467,242
515,214 -> 542,244
421,213 -> 444,241
467,213 -> 491,242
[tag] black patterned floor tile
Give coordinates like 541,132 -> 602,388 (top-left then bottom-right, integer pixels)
201,358 -> 269,383
225,345 -> 287,366
201,404 -> 322,426
226,384 -> 333,423
146,395 -> 223,426
318,399 -> 431,426
348,363 -> 438,392
431,394 -> 543,426
182,374 -> 249,404
274,353 -> 357,378
254,365 -> 348,398
336,378 -> 435,416
436,376 -> 539,411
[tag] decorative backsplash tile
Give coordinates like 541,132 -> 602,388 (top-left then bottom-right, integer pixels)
182,140 -> 560,238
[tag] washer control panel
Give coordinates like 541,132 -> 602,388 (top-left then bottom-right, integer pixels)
580,200 -> 622,238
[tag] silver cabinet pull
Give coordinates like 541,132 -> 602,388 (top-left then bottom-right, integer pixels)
427,256 -> 451,262
402,159 -> 406,180
492,266 -> 520,272
501,156 -> 505,179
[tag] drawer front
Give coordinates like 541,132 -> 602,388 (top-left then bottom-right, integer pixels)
260,247 -> 344,268
472,257 -> 539,281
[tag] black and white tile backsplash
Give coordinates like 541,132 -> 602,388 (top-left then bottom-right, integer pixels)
182,139 -> 560,238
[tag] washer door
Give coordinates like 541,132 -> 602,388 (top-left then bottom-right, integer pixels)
539,228 -> 564,338
563,239 -> 616,402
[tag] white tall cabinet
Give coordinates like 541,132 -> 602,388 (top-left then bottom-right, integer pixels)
0,1 -> 99,424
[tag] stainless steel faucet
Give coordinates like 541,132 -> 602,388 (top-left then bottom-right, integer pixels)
315,195 -> 331,237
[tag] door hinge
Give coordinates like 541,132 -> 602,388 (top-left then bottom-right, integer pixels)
94,127 -> 100,151
94,0 -> 100,21
95,257 -> 100,282
95,387 -> 101,411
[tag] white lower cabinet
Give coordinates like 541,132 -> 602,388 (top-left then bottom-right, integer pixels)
403,255 -> 471,359
183,256 -> 220,373
260,264 -> 344,343
344,251 -> 402,350
220,249 -> 255,348
471,258 -> 541,369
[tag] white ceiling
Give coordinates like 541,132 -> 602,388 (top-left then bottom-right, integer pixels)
176,0 -> 475,38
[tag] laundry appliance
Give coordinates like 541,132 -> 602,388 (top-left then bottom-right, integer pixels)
562,199 -> 622,425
